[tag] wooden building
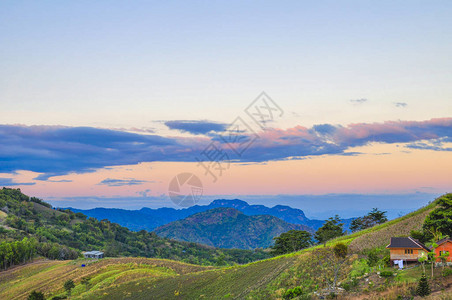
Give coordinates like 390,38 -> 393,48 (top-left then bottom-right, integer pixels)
386,237 -> 430,265
434,238 -> 452,263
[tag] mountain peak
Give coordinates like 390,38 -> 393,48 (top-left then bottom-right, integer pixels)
210,199 -> 250,208
154,206 -> 307,249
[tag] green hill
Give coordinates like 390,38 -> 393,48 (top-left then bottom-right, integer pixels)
0,188 -> 269,268
1,191 -> 451,300
154,207 -> 313,249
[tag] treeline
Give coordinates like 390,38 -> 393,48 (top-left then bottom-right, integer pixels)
0,237 -> 79,270
272,209 -> 389,255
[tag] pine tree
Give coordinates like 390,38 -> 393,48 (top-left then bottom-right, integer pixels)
416,273 -> 431,297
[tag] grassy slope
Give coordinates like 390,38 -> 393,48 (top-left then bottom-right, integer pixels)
0,258 -> 212,300
0,197 -> 441,299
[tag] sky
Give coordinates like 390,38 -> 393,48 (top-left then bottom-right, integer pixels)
1,1 -> 451,216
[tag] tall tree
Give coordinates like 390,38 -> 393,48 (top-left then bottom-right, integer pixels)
271,230 -> 312,255
350,208 -> 387,232
312,243 -> 351,293
423,194 -> 452,237
368,208 -> 388,224
314,215 -> 344,246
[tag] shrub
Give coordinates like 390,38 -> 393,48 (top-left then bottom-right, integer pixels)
416,273 -> 431,297
63,279 -> 75,295
383,254 -> 391,267
366,249 -> 379,267
380,270 -> 393,278
283,286 -> 303,299
341,282 -> 351,291
28,291 -> 45,300
350,259 -> 369,277
442,268 -> 452,277
341,277 -> 359,292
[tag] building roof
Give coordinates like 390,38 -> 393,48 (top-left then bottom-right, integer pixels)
386,237 -> 430,252
84,251 -> 104,255
435,238 -> 452,246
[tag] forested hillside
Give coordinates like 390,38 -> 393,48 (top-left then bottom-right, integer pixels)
0,188 -> 269,269
154,207 -> 313,249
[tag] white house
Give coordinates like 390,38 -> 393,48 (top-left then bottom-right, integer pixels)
83,251 -> 104,259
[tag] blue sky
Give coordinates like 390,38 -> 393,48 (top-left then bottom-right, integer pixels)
0,1 -> 451,215
2,1 -> 451,128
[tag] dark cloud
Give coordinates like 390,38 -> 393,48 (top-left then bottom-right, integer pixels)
394,102 -> 408,108
0,125 -> 191,180
98,178 -> 150,186
0,118 -> 451,179
0,178 -> 35,186
165,120 -> 227,135
312,124 -> 337,135
349,98 -> 368,104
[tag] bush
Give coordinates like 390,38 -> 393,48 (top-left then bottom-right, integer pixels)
341,282 -> 351,291
341,277 -> 359,292
350,259 -> 369,277
383,254 -> 391,267
416,273 -> 431,297
366,249 -> 379,267
380,270 -> 393,278
28,291 -> 45,300
283,286 -> 303,299
443,268 -> 452,277
63,280 -> 75,294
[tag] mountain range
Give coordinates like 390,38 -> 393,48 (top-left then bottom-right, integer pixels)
154,207 -> 312,249
69,199 -> 354,233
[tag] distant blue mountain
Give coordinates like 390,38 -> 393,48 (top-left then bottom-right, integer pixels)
69,199 -> 354,232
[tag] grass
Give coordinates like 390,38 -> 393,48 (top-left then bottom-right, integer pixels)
0,210 -> 7,220
0,257 -> 212,300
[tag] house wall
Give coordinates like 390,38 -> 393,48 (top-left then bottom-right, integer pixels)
390,248 -> 427,261
435,241 -> 452,262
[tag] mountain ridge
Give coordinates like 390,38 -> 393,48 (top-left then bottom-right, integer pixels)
68,198 -> 355,232
153,207 -> 313,249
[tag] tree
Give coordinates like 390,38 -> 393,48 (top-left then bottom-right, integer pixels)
271,230 -> 312,255
312,243 -> 351,293
416,273 -> 431,297
64,279 -> 75,295
439,251 -> 450,272
314,215 -> 344,246
423,194 -> 452,237
427,248 -> 437,278
410,229 -> 432,245
350,208 -> 387,232
27,291 -> 45,300
368,208 -> 388,224
418,256 -> 427,274
349,218 -> 364,233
